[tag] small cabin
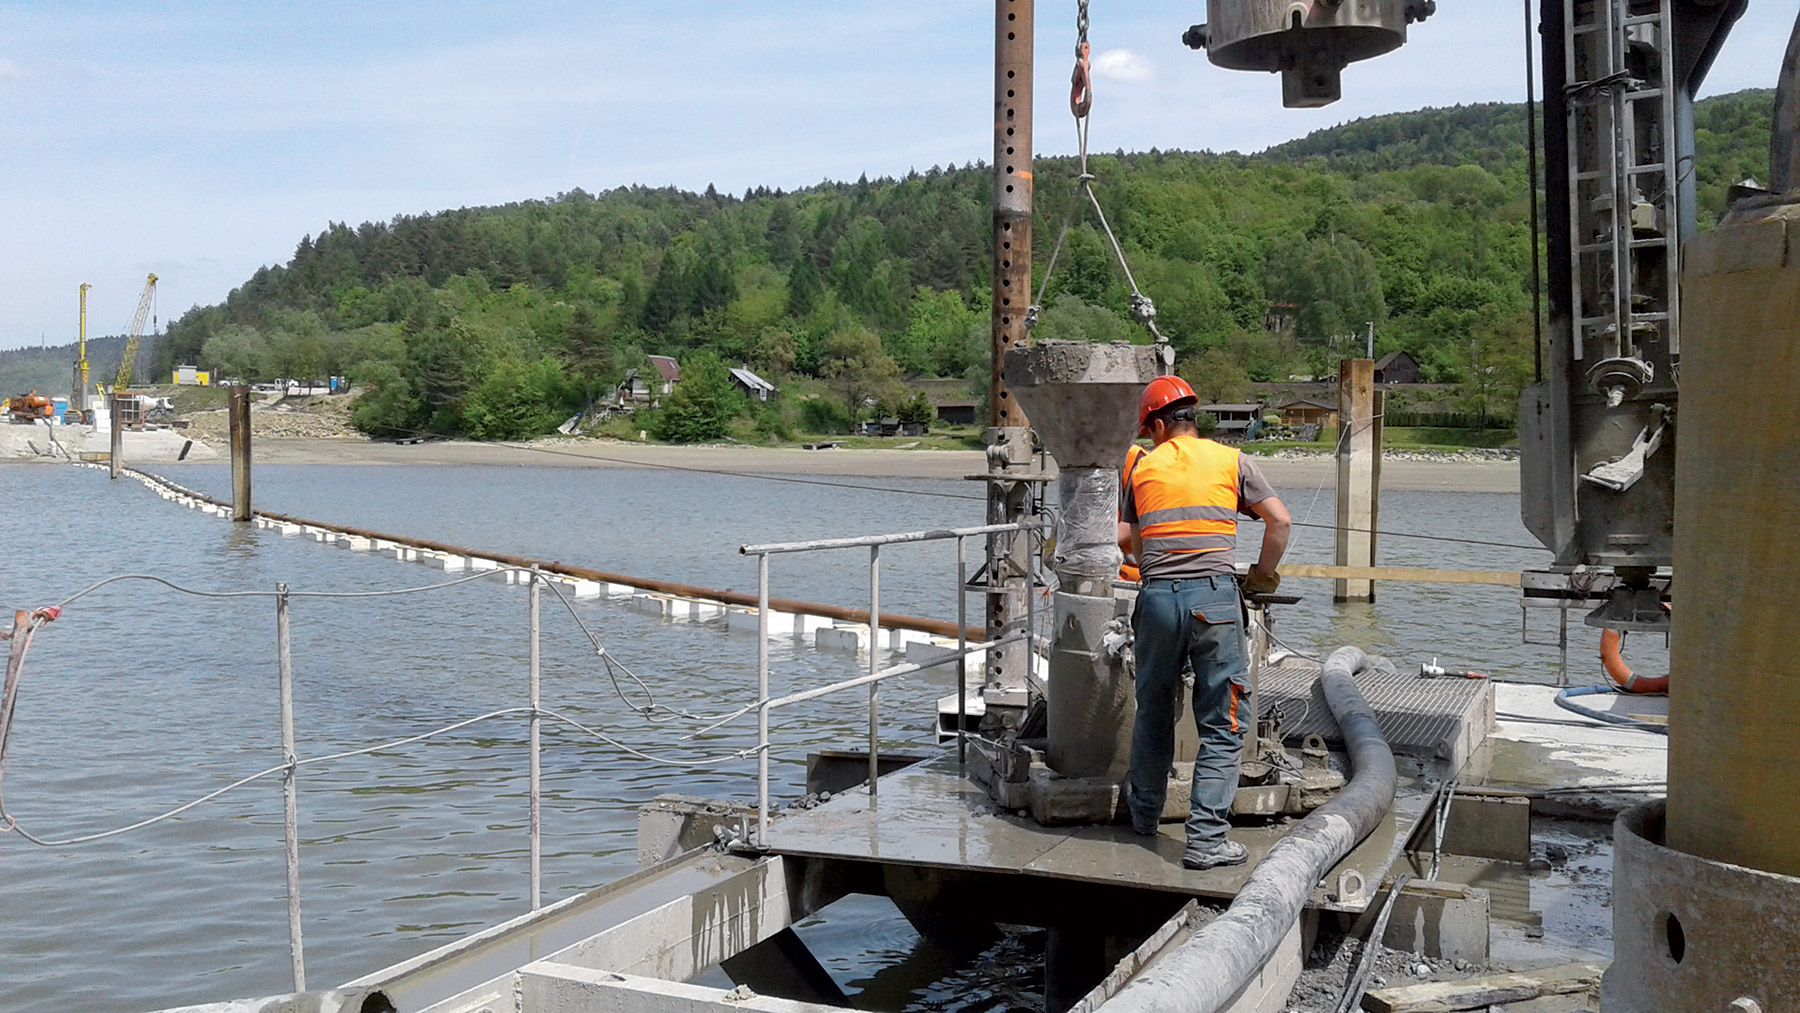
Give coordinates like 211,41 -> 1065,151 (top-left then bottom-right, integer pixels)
616,369 -> 652,404
1374,350 -> 1421,385
1198,403 -> 1263,441
729,367 -> 778,402
932,400 -> 978,426
172,365 -> 212,387
1273,398 -> 1338,427
646,356 -> 681,395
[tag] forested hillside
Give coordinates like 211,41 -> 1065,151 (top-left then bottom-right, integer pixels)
147,90 -> 1776,441
0,336 -> 149,400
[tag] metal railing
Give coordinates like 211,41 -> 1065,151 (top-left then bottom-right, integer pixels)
740,520 -> 1045,844
257,567 -> 557,991
7,499 -> 1046,992
0,565 -> 711,995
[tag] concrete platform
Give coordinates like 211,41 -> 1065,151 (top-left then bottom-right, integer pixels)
763,750 -> 1435,913
1480,682 -> 1667,791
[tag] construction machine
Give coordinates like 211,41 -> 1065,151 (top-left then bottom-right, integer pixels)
1186,4 -> 1799,1010
6,390 -> 56,424
69,282 -> 93,422
112,273 -> 158,392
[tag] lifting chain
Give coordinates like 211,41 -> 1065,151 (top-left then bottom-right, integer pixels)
1027,0 -> 1175,374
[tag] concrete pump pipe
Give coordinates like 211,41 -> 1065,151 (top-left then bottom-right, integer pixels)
1104,646 -> 1397,1013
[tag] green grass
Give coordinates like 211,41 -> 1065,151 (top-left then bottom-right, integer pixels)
1241,426 -> 1518,455
1386,427 -> 1518,449
783,428 -> 986,450
168,386 -> 233,413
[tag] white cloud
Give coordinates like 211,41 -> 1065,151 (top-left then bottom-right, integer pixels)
1092,49 -> 1153,84
0,59 -> 24,83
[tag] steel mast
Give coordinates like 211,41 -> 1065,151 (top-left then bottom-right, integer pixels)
979,0 -> 1040,731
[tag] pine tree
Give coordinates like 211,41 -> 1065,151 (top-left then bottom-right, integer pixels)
654,352 -> 744,443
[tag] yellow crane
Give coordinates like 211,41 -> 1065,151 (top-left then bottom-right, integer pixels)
112,273 -> 158,391
71,282 -> 92,417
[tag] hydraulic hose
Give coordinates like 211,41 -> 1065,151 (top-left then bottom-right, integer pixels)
1104,646 -> 1397,1013
1554,685 -> 1669,735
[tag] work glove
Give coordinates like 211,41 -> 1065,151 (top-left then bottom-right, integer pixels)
1243,565 -> 1281,596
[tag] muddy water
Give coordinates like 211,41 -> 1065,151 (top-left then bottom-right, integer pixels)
0,463 -> 1656,1011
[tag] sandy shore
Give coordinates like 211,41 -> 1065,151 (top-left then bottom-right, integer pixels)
230,437 -> 1521,493
1,423 -> 220,463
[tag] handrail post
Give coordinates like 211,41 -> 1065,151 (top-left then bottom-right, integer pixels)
275,582 -> 306,992
108,395 -> 123,480
956,535 -> 968,771
528,566 -> 542,911
868,545 -> 880,802
1025,527 -> 1037,675
756,553 -> 771,844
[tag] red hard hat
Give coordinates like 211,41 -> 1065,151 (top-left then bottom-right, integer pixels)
1138,375 -> 1198,434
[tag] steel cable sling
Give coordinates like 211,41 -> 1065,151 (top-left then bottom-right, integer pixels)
1026,0 -> 1175,375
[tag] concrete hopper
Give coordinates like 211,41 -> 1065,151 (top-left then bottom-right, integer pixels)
1003,341 -> 1159,783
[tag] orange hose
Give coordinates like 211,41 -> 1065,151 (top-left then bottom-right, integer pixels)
1601,628 -> 1668,694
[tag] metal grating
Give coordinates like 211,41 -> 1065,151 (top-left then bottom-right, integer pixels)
1258,660 -> 1494,766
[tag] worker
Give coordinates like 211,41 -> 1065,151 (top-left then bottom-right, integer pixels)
1121,375 -> 1291,870
1117,441 -> 1147,583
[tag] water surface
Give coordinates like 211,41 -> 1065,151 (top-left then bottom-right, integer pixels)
0,462 -> 1656,1011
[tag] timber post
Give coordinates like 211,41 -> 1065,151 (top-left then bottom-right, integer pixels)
1334,358 -> 1382,602
229,385 -> 253,521
109,395 -> 124,480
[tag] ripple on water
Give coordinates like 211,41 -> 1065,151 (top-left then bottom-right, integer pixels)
1,464 -> 1644,1011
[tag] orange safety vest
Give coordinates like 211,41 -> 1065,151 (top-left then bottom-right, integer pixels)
1127,435 -> 1242,577
1119,443 -> 1147,583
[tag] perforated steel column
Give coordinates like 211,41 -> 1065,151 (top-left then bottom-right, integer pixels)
985,0 -> 1035,716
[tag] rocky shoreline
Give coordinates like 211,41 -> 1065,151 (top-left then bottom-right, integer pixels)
1254,446 -> 1520,463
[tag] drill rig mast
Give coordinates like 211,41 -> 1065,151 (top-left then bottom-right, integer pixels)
112,272 -> 158,392
72,282 -> 93,415
1520,0 -> 1744,630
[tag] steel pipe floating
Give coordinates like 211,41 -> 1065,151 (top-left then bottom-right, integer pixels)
122,468 -> 985,641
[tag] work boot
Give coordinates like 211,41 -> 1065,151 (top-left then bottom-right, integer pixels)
1123,785 -> 1159,836
1180,838 -> 1247,871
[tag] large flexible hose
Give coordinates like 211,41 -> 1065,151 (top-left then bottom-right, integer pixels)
1104,646 -> 1397,1013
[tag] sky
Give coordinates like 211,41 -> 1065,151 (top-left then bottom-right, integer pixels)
1,2 -> 1792,350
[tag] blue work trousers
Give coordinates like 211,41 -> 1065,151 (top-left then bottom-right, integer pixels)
1127,575 -> 1249,846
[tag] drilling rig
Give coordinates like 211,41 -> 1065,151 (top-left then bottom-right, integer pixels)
1184,2 -> 1798,1009
71,282 -> 93,422
112,272 -> 158,393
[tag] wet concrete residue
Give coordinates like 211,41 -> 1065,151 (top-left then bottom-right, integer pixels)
1523,818 -> 1615,960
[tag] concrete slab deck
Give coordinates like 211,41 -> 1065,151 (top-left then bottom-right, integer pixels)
1484,683 -> 1667,789
762,750 -> 1434,912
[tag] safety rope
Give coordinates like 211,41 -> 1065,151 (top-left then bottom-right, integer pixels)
1027,0 -> 1175,374
0,608 -> 59,798
535,572 -> 749,727
55,568 -> 746,726
0,568 -> 773,847
0,706 -> 759,848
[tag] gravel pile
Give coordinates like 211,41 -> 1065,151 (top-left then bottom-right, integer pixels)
182,395 -> 364,441
1282,930 -> 1516,1012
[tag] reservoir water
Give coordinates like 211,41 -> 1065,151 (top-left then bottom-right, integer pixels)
0,460 -> 1657,1011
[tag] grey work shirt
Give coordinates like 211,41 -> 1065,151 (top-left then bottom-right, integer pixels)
1121,440 -> 1277,579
